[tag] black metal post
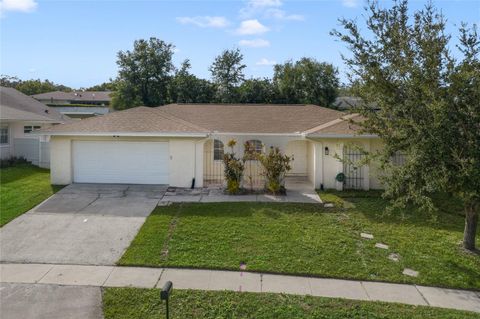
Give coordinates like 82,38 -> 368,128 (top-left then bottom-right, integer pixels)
161,281 -> 173,319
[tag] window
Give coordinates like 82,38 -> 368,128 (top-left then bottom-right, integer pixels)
244,140 -> 263,159
0,126 -> 9,145
213,139 -> 224,161
24,125 -> 41,134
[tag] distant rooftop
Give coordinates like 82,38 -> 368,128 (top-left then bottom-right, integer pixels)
32,91 -> 112,102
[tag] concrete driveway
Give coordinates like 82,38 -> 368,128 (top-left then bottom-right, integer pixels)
0,184 -> 166,265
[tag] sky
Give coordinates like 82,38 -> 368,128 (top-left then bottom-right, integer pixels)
1,0 -> 479,88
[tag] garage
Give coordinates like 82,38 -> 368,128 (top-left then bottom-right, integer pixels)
73,141 -> 169,184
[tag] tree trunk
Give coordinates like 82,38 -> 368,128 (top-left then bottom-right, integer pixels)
463,203 -> 478,251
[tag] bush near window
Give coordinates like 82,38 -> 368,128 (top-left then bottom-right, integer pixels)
223,140 -> 244,194
257,147 -> 293,195
0,156 -> 28,169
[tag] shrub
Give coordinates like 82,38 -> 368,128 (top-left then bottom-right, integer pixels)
0,156 -> 28,168
258,147 -> 293,194
223,140 -> 244,194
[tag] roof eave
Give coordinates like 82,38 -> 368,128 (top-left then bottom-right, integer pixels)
307,133 -> 378,139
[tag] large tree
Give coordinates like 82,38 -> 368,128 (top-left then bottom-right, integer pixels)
209,48 -> 246,103
112,38 -> 175,109
169,59 -> 215,103
238,78 -> 275,103
332,0 -> 480,250
273,58 -> 339,107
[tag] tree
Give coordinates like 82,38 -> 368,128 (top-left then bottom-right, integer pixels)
85,80 -> 117,91
238,78 -> 275,103
273,58 -> 339,107
1,76 -> 72,95
209,48 -> 246,103
169,59 -> 215,103
332,0 -> 480,250
112,38 -> 175,109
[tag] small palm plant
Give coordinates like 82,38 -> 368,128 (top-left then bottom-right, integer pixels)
223,140 -> 245,194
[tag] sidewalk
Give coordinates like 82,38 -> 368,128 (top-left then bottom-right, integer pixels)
1,263 -> 479,313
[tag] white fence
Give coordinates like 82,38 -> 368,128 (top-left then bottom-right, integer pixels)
13,138 -> 50,168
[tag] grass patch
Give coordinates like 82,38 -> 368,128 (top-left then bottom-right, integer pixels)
103,288 -> 478,319
0,164 -> 63,226
119,200 -> 479,289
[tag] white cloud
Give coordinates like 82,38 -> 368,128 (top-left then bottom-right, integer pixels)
256,58 -> 277,66
265,8 -> 304,21
176,16 -> 229,28
239,38 -> 270,48
236,19 -> 269,35
0,0 -> 37,14
341,0 -> 359,8
240,0 -> 282,18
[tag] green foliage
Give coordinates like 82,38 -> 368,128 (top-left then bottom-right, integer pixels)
103,288 -> 478,319
119,201 -> 480,289
1,75 -> 72,95
257,147 -> 293,194
273,57 -> 339,106
210,48 -> 246,103
84,80 -> 117,91
238,78 -> 276,103
0,164 -> 64,226
332,0 -> 480,250
222,139 -> 245,194
112,38 -> 175,109
168,59 -> 215,103
0,156 -> 28,169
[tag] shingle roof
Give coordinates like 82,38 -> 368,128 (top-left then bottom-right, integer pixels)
32,91 -> 112,102
0,105 -> 58,122
40,103 -> 369,136
43,106 -> 209,134
159,104 -> 344,134
306,114 -> 365,136
0,87 -> 68,123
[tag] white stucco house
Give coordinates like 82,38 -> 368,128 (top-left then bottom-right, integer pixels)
40,103 -> 384,190
0,87 -> 69,167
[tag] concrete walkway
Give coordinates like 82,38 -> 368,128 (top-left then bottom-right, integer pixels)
1,263 -> 478,313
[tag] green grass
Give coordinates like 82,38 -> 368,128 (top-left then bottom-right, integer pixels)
0,164 -> 63,226
103,288 -> 479,319
119,197 -> 480,290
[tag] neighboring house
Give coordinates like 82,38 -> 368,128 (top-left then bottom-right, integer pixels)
333,96 -> 363,110
32,91 -> 112,119
41,103 -> 384,191
0,87 -> 69,167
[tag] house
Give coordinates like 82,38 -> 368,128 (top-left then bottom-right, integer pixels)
32,91 -> 112,119
40,103 -> 384,190
0,87 -> 69,167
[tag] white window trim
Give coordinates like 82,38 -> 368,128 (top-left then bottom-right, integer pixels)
213,139 -> 224,162
0,125 -> 10,146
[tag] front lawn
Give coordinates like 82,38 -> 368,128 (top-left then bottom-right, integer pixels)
119,197 -> 480,290
0,164 -> 63,226
103,288 -> 478,319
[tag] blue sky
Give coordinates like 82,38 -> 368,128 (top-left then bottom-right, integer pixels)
1,0 -> 479,88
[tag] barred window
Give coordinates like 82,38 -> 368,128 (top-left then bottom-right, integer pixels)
213,139 -> 224,161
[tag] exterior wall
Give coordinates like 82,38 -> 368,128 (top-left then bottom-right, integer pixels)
0,121 -> 51,162
307,137 -> 384,191
204,134 -> 308,188
306,141 -> 315,185
49,135 -> 204,187
285,140 -> 307,176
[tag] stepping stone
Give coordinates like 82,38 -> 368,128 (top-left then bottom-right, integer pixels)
388,253 -> 400,262
324,203 -> 334,208
403,268 -> 419,277
158,201 -> 171,206
361,233 -> 374,239
375,243 -> 389,250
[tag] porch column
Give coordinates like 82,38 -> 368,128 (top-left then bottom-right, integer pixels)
363,140 -> 371,191
335,142 -> 344,191
195,139 -> 206,188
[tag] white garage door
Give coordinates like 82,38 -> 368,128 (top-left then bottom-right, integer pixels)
73,141 -> 169,184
